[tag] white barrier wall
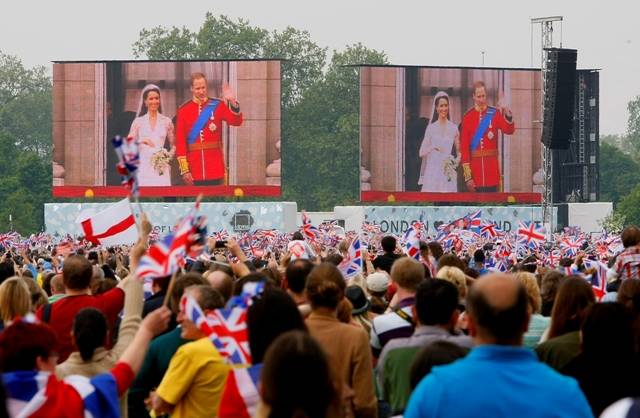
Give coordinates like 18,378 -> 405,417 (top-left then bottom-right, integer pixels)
334,206 -> 555,235
567,202 -> 613,233
45,202 -> 298,236
45,201 -> 611,237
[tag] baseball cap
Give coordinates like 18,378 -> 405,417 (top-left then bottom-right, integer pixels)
366,271 -> 390,293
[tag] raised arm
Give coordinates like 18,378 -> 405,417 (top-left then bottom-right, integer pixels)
117,307 -> 171,375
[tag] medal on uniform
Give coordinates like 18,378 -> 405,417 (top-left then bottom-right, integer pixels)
488,131 -> 494,140
209,122 -> 217,132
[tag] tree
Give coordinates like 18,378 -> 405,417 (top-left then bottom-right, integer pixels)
0,51 -> 52,233
627,95 -> 640,157
599,143 -> 640,204
194,14 -> 269,59
282,44 -> 388,210
132,14 -> 326,111
133,27 -> 196,60
598,211 -> 625,234
263,27 -> 327,110
617,184 -> 640,227
600,134 -> 633,155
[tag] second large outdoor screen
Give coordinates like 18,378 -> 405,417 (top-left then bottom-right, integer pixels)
360,66 -> 542,203
53,60 -> 281,197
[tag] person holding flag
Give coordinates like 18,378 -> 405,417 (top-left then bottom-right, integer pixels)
175,73 -> 243,186
460,81 -> 515,192
151,285 -> 229,418
0,308 -> 171,418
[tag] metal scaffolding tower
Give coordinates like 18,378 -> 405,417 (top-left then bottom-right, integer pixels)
531,16 -> 563,236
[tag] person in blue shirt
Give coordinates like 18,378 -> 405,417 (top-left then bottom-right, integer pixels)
405,273 -> 593,418
470,249 -> 489,276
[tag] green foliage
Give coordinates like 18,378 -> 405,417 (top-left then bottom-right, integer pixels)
617,184 -> 640,227
132,26 -> 196,60
598,211 -> 626,234
281,44 -> 388,210
194,13 -> 269,59
0,51 -> 52,234
263,27 -> 327,110
627,96 -> 640,157
600,134 -> 633,156
599,143 -> 640,204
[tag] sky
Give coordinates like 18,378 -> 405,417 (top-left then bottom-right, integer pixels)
2,0 -> 638,135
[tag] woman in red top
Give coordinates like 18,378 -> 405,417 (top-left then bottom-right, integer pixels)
0,307 -> 170,418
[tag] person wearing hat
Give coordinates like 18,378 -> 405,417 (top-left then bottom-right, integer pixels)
366,271 -> 390,315
346,285 -> 374,334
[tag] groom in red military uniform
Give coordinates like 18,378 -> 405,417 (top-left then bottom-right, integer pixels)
460,81 -> 515,192
175,72 -> 243,185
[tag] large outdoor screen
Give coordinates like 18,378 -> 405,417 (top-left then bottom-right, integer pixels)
52,60 -> 281,198
360,66 -> 543,203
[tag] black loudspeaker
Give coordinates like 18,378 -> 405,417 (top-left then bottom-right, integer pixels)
542,48 -> 577,149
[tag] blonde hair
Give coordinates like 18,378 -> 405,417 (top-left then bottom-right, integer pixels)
0,277 -> 32,322
390,257 -> 425,292
514,271 -> 541,314
436,266 -> 467,299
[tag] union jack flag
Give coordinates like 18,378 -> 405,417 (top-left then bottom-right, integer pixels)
438,231 -> 458,251
111,135 -> 140,198
136,203 -> 207,280
487,257 -> 508,272
361,221 -> 381,235
253,229 -> 277,241
207,307 -> 252,364
403,227 -> 421,260
560,236 -> 584,257
0,232 -> 19,247
495,240 -> 512,258
607,236 -> 624,255
181,282 -> 265,365
594,241 -> 609,259
544,249 -> 562,267
300,211 -> 319,241
218,364 -> 263,418
480,221 -> 502,239
583,258 -> 608,300
465,210 -> 483,232
55,240 -> 74,257
411,220 -> 426,237
338,236 -> 363,279
318,220 -> 339,232
211,230 -> 230,242
517,221 -> 546,249
563,226 -> 581,236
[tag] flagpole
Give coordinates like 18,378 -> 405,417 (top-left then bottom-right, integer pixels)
127,195 -> 143,237
164,192 -> 202,306
163,269 -> 179,307
134,196 -> 144,220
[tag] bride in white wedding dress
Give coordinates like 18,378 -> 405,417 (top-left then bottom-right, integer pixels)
128,84 -> 175,186
418,91 -> 461,192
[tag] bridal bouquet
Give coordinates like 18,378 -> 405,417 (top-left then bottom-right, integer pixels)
150,147 -> 174,176
443,156 -> 459,182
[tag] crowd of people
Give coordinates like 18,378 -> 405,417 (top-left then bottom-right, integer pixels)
0,215 -> 639,418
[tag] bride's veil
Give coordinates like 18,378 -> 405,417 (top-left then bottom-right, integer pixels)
136,84 -> 162,117
418,90 -> 452,188
429,91 -> 451,124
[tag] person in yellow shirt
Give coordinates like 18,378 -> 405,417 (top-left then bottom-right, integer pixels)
152,285 -> 229,418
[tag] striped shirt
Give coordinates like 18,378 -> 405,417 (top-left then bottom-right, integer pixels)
370,297 -> 415,358
614,247 -> 640,280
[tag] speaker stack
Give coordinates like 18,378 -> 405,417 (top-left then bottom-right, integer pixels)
541,48 -> 577,150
